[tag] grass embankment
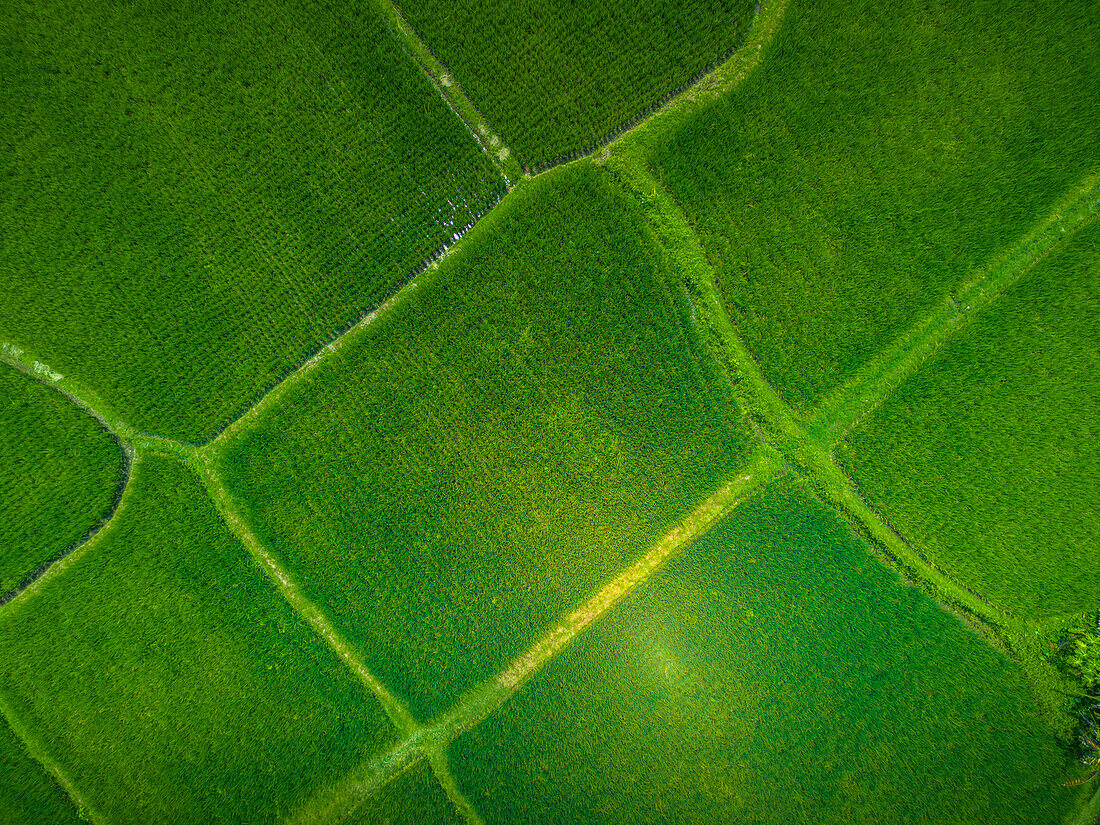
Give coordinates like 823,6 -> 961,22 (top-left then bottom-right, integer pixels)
838,220 -> 1100,619
215,162 -> 755,719
607,155 -> 1014,636
452,478 -> 1077,824
394,0 -> 757,170
0,0 -> 503,441
0,363 -> 125,598
649,0 -> 1100,409
0,453 -> 396,824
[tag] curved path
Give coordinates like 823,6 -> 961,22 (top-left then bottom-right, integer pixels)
0,347 -> 134,608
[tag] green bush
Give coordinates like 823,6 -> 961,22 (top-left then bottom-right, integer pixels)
1070,634 -> 1100,689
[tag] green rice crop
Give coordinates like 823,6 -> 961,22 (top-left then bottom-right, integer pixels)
395,0 -> 757,170
0,715 -> 80,825
0,453 -> 395,824
650,0 -> 1100,409
218,162 -> 753,718
838,221 -> 1100,619
0,364 -> 124,598
451,478 -> 1077,823
0,0 -> 503,441
345,761 -> 462,824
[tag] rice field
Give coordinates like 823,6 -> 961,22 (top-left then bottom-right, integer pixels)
0,363 -> 124,598
394,0 -> 757,170
451,478 -> 1076,824
0,716 -> 80,824
0,0 -> 504,440
1,0 -> 1097,821
649,0 -> 1100,409
0,454 -> 396,823
838,220 -> 1100,619
217,163 -> 754,719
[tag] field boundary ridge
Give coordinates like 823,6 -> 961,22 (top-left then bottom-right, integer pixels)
0,344 -> 135,609
0,693 -> 107,824
187,451 -> 419,736
281,451 -> 778,825
191,0 -> 789,453
808,171 -> 1100,445
521,0 -> 786,177
609,158 -> 1026,642
373,0 -> 521,184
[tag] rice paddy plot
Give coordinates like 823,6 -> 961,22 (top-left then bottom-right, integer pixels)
395,0 -> 757,170
650,0 -> 1100,409
0,0 -> 504,441
838,220 -> 1100,619
0,363 -> 124,598
0,714 -> 81,825
218,162 -> 754,719
343,761 -> 463,824
451,478 -> 1078,824
0,453 -> 396,824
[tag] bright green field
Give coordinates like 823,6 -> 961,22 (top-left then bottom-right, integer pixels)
0,364 -> 124,598
219,162 -> 753,718
0,454 -> 395,824
650,0 -> 1100,409
0,0 -> 503,441
0,715 -> 80,825
397,0 -> 757,170
838,220 -> 1100,620
452,478 -> 1079,824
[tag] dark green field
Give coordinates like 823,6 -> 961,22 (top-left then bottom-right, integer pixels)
650,0 -> 1100,409
0,454 -> 395,823
396,0 -> 757,170
0,0 -> 503,440
0,364 -> 124,597
452,478 -> 1073,824
838,220 -> 1100,619
0,716 -> 80,824
219,163 -> 754,719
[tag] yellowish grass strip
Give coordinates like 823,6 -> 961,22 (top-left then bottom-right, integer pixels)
190,453 -> 419,737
